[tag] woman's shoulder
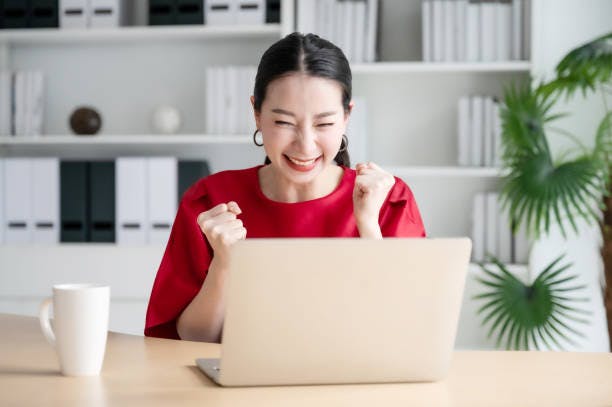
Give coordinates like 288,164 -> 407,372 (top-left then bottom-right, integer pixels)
387,175 -> 416,205
181,165 -> 262,203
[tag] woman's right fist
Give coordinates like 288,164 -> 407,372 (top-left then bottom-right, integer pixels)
197,201 -> 246,265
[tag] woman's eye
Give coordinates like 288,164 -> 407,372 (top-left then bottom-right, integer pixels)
317,123 -> 334,127
275,121 -> 294,126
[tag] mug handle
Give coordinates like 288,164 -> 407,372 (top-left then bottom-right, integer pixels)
39,297 -> 56,347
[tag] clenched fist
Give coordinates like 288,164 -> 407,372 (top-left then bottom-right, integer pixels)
197,201 -> 246,268
353,162 -> 395,237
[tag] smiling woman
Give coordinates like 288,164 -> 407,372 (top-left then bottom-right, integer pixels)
144,32 -> 427,343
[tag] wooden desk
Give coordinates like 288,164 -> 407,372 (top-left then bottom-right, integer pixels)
1,314 -> 611,406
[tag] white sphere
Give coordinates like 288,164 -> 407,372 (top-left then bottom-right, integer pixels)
152,105 -> 182,134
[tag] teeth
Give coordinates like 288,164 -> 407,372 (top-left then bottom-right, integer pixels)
288,156 -> 316,166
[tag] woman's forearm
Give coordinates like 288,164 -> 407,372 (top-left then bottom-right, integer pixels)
357,219 -> 383,239
176,257 -> 227,343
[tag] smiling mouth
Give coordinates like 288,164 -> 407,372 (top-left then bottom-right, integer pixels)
286,155 -> 318,166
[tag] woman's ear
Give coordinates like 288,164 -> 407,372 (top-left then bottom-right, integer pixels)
251,96 -> 261,129
344,100 -> 354,124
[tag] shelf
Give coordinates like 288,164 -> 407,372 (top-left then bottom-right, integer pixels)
351,61 -> 531,74
0,24 -> 282,45
0,134 -> 252,145
388,166 -> 506,178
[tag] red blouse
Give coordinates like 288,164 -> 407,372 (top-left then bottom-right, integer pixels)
144,165 -> 426,339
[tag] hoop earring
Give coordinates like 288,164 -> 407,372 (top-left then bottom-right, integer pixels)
253,129 -> 263,147
338,134 -> 348,153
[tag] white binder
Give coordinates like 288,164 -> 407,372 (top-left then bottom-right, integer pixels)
0,72 -> 11,136
485,192 -> 498,259
147,157 -> 177,245
60,0 -> 89,29
235,0 -> 264,25
90,0 -> 129,28
31,158 -> 60,244
206,0 -> 236,25
0,159 -> 4,244
4,158 -> 32,244
470,95 -> 484,166
116,157 -> 147,245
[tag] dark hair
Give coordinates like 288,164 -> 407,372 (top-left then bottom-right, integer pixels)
253,32 -> 352,167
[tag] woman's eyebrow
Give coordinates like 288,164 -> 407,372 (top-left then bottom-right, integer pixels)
271,108 -> 337,118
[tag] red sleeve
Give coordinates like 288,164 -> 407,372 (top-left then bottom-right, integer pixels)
379,177 -> 426,238
144,184 -> 211,339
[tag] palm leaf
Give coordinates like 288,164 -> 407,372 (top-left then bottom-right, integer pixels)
473,255 -> 589,350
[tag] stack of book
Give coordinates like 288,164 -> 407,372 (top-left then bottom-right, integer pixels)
59,0 -> 131,28
0,157 -> 210,245
296,0 -> 379,63
471,191 -> 530,264
422,0 -> 530,62
457,95 -> 502,167
0,71 -> 45,137
205,66 -> 257,135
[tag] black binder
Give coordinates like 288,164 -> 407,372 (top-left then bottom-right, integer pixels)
149,0 -> 175,25
30,0 -> 58,28
60,161 -> 89,242
89,161 -> 115,243
265,0 -> 280,23
178,160 -> 210,203
176,0 -> 203,24
2,0 -> 28,28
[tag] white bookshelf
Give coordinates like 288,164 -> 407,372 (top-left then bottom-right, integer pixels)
0,134 -> 252,145
352,61 -> 531,74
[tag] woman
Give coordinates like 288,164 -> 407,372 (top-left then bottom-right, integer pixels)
145,33 -> 426,342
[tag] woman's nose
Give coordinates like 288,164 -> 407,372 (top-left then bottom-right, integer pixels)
296,126 -> 317,149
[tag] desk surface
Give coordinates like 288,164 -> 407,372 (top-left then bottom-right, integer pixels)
1,314 -> 611,406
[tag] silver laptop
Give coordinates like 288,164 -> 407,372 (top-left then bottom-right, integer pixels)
197,237 -> 471,387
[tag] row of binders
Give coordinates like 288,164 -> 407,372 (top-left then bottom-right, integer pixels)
0,0 -> 281,29
296,0 -> 379,63
471,192 -> 529,264
0,71 -> 45,137
205,66 -> 257,135
150,0 -> 281,26
0,157 -> 210,245
422,0 -> 530,62
457,95 -> 502,167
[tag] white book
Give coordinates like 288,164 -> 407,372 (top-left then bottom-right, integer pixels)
0,159 -> 4,243
432,0 -> 444,62
205,68 -> 214,134
480,0 -> 496,62
483,96 -> 494,166
206,0 -> 236,25
60,0 -> 89,29
364,0 -> 379,62
497,194 -> 513,263
422,0 -> 433,62
31,158 -> 60,244
14,72 -> 25,136
511,0 -> 522,60
522,0 -> 531,60
24,72 -> 32,137
4,158 -> 32,244
116,157 -> 148,245
513,220 -> 530,264
443,0 -> 456,61
457,96 -> 471,166
236,0 -> 265,25
470,95 -> 484,166
236,67 -> 246,135
333,0 -> 344,52
226,66 -> 238,135
343,1 -> 355,63
214,67 -> 224,134
322,0 -> 335,41
31,72 -> 44,136
90,0 -> 130,28
353,0 -> 366,63
471,193 -> 485,262
0,72 -> 10,136
455,0 -> 467,61
485,192 -> 498,260
492,100 -> 502,166
465,0 -> 480,61
246,67 -> 257,132
297,0 -> 317,34
346,96 -> 368,166
495,0 -> 512,61
147,157 -> 177,245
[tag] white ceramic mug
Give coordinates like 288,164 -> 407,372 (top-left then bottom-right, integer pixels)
39,284 -> 110,376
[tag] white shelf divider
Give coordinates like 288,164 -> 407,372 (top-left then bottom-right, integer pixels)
389,166 -> 506,178
352,61 -> 531,74
0,134 -> 252,145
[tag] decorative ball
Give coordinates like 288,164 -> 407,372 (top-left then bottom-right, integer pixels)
151,105 -> 182,134
69,106 -> 102,135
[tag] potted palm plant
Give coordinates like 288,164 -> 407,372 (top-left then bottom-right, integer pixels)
475,32 -> 612,350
